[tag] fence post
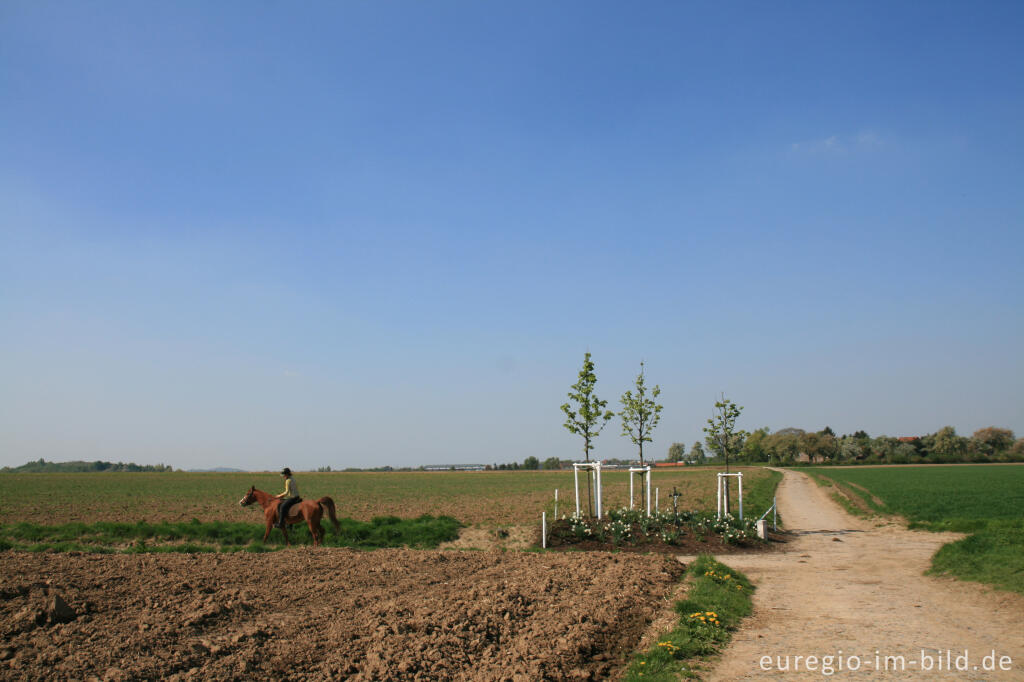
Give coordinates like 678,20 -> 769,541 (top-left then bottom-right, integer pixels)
542,512 -> 547,549
574,469 -> 580,517
646,470 -> 652,517
716,473 -> 722,520
738,472 -> 744,521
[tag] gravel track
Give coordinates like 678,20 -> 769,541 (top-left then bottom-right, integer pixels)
704,469 -> 1024,680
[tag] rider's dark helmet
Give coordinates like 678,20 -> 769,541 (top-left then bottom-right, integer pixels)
281,467 -> 292,476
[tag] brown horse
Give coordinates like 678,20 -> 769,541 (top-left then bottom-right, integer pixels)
239,486 -> 340,546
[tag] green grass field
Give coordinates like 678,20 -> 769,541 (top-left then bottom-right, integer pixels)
808,465 -> 1024,594
0,515 -> 462,554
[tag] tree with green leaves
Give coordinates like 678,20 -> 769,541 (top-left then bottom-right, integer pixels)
523,456 -> 540,470
924,426 -> 968,462
619,362 -> 663,467
690,441 -> 705,464
561,352 -> 614,461
703,395 -> 747,513
704,396 -> 746,471
561,352 -> 614,516
542,456 -> 562,470
619,362 -> 663,510
741,427 -> 770,462
972,426 -> 1016,457
667,442 -> 686,462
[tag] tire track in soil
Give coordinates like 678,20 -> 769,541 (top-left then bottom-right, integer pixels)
698,469 -> 1024,680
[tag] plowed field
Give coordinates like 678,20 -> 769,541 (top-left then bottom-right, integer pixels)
1,549 -> 684,681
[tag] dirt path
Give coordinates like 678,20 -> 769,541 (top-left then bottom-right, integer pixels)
704,469 -> 1024,680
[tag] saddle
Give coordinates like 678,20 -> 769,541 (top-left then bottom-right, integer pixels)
276,497 -> 303,526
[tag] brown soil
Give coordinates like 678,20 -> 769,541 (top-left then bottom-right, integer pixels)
701,470 -> 1024,680
545,532 -> 785,556
438,526 -> 535,551
0,549 -> 684,681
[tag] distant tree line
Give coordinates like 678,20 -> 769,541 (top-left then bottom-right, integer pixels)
667,425 -> 1023,466
488,456 -> 564,471
1,458 -> 175,473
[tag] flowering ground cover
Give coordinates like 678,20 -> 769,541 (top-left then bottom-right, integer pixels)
622,554 -> 756,680
547,508 -> 767,554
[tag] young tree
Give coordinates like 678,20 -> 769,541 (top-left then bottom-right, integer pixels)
561,352 -> 614,515
619,362 -> 664,467
704,396 -> 746,471
561,352 -> 614,460
703,395 -> 747,513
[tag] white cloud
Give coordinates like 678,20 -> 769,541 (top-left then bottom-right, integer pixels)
790,131 -> 883,156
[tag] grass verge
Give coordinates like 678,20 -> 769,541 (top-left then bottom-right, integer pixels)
743,469 -> 783,528
622,555 -> 754,680
924,519 -> 1024,593
0,515 -> 462,554
807,466 -> 1024,595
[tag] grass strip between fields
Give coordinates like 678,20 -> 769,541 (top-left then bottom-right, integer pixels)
622,555 -> 754,680
0,515 -> 462,553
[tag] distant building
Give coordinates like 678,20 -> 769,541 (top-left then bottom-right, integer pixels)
795,452 -> 829,464
422,464 -> 486,471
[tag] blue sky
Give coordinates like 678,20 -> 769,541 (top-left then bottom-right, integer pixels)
2,2 -> 1022,470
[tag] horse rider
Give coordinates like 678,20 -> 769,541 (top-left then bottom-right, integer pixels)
274,467 -> 301,528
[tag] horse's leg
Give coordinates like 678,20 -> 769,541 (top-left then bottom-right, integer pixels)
315,507 -> 326,546
262,506 -> 278,543
307,515 -> 320,546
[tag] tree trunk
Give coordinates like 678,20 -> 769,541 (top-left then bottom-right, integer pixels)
585,438 -> 593,517
723,450 -> 731,514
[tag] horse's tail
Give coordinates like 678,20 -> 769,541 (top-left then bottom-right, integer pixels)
318,496 -> 340,533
